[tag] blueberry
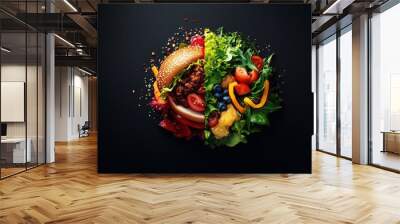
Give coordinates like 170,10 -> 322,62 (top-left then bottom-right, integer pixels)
223,96 -> 231,104
214,85 -> 222,93
223,89 -> 228,96
218,102 -> 227,111
214,92 -> 223,99
220,104 -> 227,111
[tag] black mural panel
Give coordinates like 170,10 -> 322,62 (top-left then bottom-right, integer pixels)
98,4 -> 312,173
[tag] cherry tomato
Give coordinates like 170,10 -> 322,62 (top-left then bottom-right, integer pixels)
174,114 -> 205,129
249,70 -> 259,83
187,93 -> 205,112
208,117 -> 218,128
190,35 -> 204,47
207,112 -> 219,128
235,66 -> 251,84
251,55 -> 264,71
234,83 -> 251,96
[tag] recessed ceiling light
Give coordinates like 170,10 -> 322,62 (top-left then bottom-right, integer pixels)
63,0 -> 78,12
1,47 -> 11,53
78,67 -> 92,76
54,34 -> 75,48
322,0 -> 355,15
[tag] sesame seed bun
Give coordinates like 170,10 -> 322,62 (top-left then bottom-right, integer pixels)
157,46 -> 203,90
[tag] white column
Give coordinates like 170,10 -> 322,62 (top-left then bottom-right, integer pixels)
45,0 -> 56,163
352,14 -> 369,164
46,32 -> 55,163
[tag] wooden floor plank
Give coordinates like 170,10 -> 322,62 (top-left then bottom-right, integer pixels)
0,135 -> 400,223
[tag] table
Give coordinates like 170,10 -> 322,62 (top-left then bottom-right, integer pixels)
381,131 -> 400,154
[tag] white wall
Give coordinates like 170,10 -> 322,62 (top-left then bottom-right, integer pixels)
55,66 -> 70,141
72,73 -> 89,138
55,67 -> 89,141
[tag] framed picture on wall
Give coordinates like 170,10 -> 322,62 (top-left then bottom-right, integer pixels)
98,3 -> 312,173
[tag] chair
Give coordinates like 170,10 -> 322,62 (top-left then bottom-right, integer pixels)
79,121 -> 90,138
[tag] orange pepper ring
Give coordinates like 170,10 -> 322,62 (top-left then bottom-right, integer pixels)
228,81 -> 246,113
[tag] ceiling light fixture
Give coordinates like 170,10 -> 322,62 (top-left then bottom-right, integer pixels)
322,0 -> 343,14
1,47 -> 11,53
322,0 -> 355,15
54,34 -> 75,48
63,0 -> 78,12
78,67 -> 93,76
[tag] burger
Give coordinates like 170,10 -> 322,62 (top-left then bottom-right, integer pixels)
150,35 -> 206,139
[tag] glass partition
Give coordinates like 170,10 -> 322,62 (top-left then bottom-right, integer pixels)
0,2 -> 46,179
1,31 -> 28,177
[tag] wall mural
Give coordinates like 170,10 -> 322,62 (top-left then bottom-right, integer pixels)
98,4 -> 312,173
148,28 -> 281,148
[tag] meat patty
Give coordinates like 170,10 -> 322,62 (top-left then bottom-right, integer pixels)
174,65 -> 204,107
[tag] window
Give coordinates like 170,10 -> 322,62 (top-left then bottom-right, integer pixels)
339,28 -> 352,158
370,3 -> 400,171
317,35 -> 337,154
316,25 -> 353,158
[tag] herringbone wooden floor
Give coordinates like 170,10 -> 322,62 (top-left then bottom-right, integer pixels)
1,135 -> 400,224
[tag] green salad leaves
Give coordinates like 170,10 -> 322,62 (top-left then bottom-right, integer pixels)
204,28 -> 281,148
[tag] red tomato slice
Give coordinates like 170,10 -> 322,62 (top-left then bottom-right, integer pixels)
160,118 -> 192,139
251,55 -> 264,71
174,123 -> 192,139
187,93 -> 205,112
249,70 -> 259,83
235,66 -> 251,84
234,83 -> 251,96
175,114 -> 205,129
159,119 -> 176,133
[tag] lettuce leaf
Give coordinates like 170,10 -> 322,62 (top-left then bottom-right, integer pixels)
251,54 -> 273,99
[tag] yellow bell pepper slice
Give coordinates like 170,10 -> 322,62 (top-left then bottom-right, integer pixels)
151,66 -> 159,77
228,82 -> 246,113
153,81 -> 166,103
151,65 -> 165,103
153,81 -> 161,97
244,80 -> 270,109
